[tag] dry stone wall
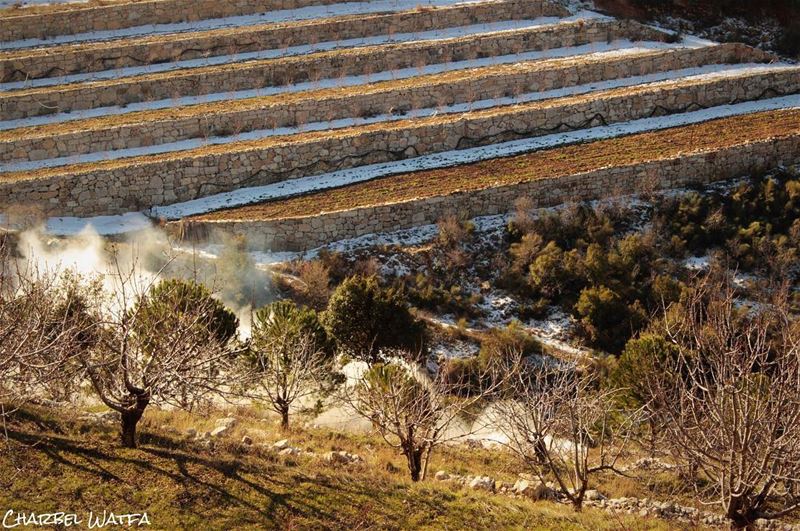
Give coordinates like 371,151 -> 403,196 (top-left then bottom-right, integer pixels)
0,0 -> 369,41
1,43 -> 767,163
0,0 -> 569,81
1,66 -> 796,218
1,20 -> 667,119
191,136 -> 800,251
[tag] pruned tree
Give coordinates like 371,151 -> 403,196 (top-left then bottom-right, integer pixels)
642,277 -> 800,528
496,357 -> 639,510
344,355 -> 507,481
245,300 -> 336,430
78,266 -> 239,448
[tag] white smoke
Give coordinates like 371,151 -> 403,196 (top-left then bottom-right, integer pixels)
12,225 -> 272,334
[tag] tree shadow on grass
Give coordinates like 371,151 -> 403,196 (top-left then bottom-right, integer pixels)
2,425 -> 368,526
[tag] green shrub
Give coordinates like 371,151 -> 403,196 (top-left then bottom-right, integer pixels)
323,276 -> 426,363
777,21 -> 800,58
441,323 -> 542,395
405,274 -> 484,318
527,242 -> 584,303
135,278 -> 238,346
478,322 -> 543,364
251,299 -> 332,358
575,286 -> 646,354
609,334 -> 679,408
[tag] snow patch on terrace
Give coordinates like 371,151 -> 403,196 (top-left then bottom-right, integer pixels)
6,61 -> 793,173
0,37 -> 692,131
683,254 -> 711,270
0,14 -> 606,91
146,93 -> 800,220
31,93 -> 800,237
0,0 -> 87,6
0,0 -> 483,50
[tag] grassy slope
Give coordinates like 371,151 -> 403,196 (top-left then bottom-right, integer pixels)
0,406 -> 687,530
192,108 -> 800,221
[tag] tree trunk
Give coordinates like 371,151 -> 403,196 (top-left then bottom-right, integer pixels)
280,407 -> 290,431
571,485 -> 586,512
726,498 -> 757,530
647,418 -> 659,457
420,444 -> 433,481
121,409 -> 143,448
405,445 -> 423,482
119,393 -> 149,448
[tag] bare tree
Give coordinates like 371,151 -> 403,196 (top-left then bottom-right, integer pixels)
496,357 -> 639,510
643,277 -> 800,528
245,300 -> 336,430
0,242 -> 85,411
343,355 -> 506,481
77,260 -> 239,448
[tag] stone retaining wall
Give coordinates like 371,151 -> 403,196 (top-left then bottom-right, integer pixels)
1,20 -> 667,119
0,0 -> 368,41
1,67 -> 796,217
1,43 -> 767,163
0,0 -> 568,81
190,136 -> 800,251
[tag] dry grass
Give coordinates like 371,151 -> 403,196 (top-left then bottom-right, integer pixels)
0,404 -> 705,530
190,108 -> 800,221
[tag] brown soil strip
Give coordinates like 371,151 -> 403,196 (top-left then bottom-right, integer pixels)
0,0 -> 559,62
2,70 -> 796,182
0,48 -> 674,141
188,108 -> 800,221
0,19 -> 631,99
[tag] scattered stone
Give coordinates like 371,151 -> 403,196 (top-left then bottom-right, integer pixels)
469,476 -> 495,492
584,489 -> 604,501
185,428 -> 197,438
241,435 -> 253,446
495,480 -> 510,492
215,417 -> 237,429
512,479 -> 548,500
273,439 -> 290,450
435,470 -> 450,481
210,425 -> 231,438
324,450 -> 362,464
279,447 -> 300,456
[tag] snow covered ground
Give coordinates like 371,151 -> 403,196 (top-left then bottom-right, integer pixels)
0,35 -> 682,131
1,16 -> 596,91
0,0 -> 480,50
0,0 -> 87,6
150,94 -> 800,217
5,61 -> 791,173
29,92 -> 800,236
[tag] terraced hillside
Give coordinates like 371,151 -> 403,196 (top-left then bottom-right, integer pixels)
0,0 -> 798,250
